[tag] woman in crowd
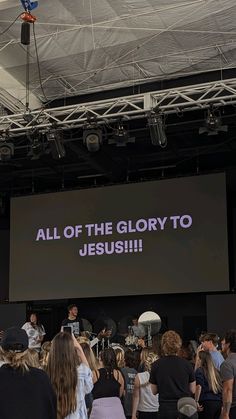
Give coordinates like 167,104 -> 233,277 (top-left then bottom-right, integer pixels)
195,350 -> 222,418
90,347 -> 126,419
80,341 -> 99,415
121,349 -> 138,419
22,312 -> 46,352
132,349 -> 159,419
114,346 -> 125,369
46,332 -> 93,419
149,330 -> 196,419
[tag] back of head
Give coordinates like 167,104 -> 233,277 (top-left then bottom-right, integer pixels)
224,329 -> 236,353
48,332 -> 78,368
100,347 -> 117,371
177,397 -> 198,419
1,327 -> 28,352
80,341 -> 98,370
1,327 -> 29,371
124,349 -> 138,369
161,330 -> 182,356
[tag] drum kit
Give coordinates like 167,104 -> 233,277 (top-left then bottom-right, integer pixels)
83,311 -> 162,354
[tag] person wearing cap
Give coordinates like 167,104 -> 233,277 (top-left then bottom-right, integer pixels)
177,397 -> 198,419
220,330 -> 236,419
149,330 -> 196,419
0,326 -> 56,419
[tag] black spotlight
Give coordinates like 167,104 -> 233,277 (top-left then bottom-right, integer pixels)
108,121 -> 135,147
199,107 -> 228,136
83,128 -> 103,152
46,129 -> 66,159
0,142 -> 14,161
148,112 -> 167,148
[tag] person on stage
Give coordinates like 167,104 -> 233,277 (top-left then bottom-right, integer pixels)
22,312 -> 46,352
61,304 -> 84,337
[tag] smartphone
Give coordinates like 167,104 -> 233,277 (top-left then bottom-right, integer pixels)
62,325 -> 73,334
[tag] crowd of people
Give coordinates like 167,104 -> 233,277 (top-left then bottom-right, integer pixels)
0,306 -> 235,419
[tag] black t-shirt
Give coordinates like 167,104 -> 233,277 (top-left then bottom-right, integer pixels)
149,356 -> 195,403
61,317 -> 84,335
0,364 -> 56,419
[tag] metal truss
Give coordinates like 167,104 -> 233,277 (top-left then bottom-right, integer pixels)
1,78 -> 236,136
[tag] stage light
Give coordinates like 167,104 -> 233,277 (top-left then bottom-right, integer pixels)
199,107 -> 228,136
27,131 -> 45,160
0,142 -> 14,161
83,128 -> 103,152
148,112 -> 167,148
46,129 -> 66,159
108,121 -> 135,147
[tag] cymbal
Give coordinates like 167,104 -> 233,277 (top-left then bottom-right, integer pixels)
138,311 -> 161,335
81,318 -> 93,333
117,315 -> 134,334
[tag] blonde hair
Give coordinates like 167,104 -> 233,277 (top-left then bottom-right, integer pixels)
114,347 -> 125,368
80,341 -> 98,370
40,341 -> 51,369
2,349 -> 29,372
199,351 -> 222,394
143,348 -> 158,372
161,330 -> 182,356
25,348 -> 40,368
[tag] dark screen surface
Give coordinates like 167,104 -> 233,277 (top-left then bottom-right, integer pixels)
9,173 -> 229,301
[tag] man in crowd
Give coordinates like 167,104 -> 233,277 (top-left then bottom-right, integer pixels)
220,329 -> 236,419
199,332 -> 224,369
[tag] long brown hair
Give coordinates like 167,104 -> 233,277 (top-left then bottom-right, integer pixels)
198,351 -> 222,394
80,341 -> 98,371
46,332 -> 79,419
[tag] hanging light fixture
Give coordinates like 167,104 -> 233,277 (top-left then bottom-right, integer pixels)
147,111 -> 167,148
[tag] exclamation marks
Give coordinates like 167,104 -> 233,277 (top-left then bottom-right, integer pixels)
132,239 -> 143,252
129,240 -> 133,253
124,240 -> 143,254
139,239 -> 142,252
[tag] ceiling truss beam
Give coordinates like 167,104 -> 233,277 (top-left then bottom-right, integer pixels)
1,78 -> 236,136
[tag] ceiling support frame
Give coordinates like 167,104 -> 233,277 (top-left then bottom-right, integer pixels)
1,78 -> 236,136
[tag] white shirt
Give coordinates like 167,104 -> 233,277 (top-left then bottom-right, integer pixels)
22,322 -> 45,349
138,371 -> 159,412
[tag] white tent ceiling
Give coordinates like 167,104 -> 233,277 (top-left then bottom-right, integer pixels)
0,0 -> 236,111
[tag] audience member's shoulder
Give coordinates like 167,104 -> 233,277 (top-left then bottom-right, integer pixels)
29,366 -> 51,381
